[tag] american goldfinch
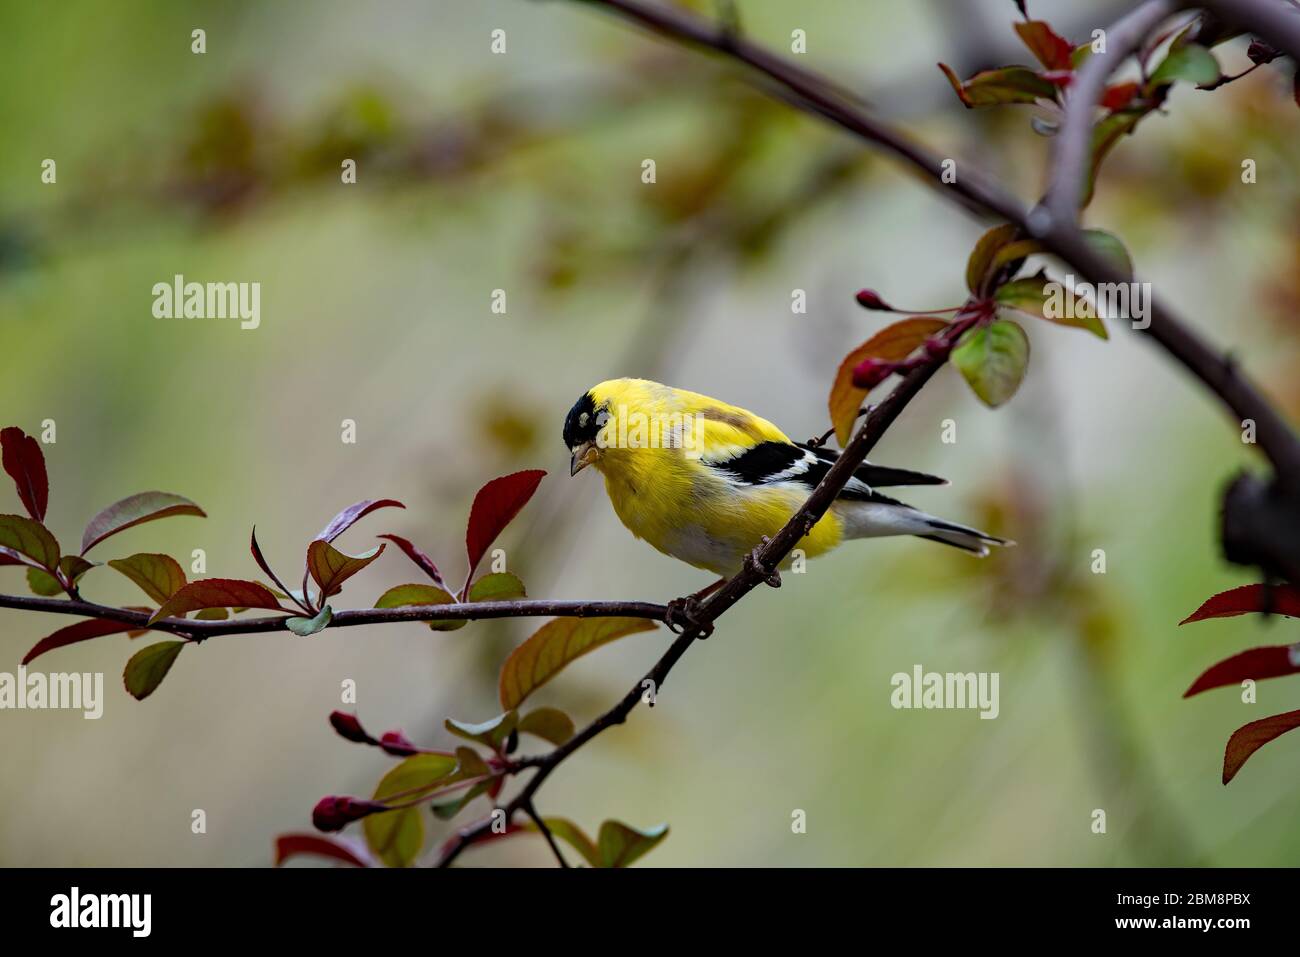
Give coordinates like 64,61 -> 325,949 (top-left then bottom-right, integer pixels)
563,378 -> 1009,586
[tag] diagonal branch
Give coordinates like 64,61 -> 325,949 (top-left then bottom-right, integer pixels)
1198,0 -> 1300,60
556,0 -> 1300,486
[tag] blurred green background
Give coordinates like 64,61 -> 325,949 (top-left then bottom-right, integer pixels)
1,0 -> 1298,866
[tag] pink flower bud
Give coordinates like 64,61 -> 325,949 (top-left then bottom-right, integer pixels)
329,711 -> 374,745
312,795 -> 388,832
380,730 -> 419,757
854,289 -> 892,311
851,358 -> 897,390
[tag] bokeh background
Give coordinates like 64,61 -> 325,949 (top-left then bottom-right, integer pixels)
1,0 -> 1298,866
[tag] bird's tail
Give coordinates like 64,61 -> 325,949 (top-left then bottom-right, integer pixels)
836,497 -> 1012,558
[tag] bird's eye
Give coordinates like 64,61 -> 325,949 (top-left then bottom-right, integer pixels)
596,411 -> 610,427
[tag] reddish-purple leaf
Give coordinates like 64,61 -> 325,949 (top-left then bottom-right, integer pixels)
316,499 -> 404,543
1181,584 -> 1300,624
1,427 -> 49,522
1101,81 -> 1141,111
1184,645 -> 1300,697
377,533 -> 446,588
23,618 -> 138,666
150,578 -> 287,624
307,540 -> 385,599
465,470 -> 546,585
81,492 -> 206,555
274,833 -> 373,868
1014,20 -> 1074,71
0,547 -> 25,566
249,526 -> 300,603
1223,709 -> 1300,784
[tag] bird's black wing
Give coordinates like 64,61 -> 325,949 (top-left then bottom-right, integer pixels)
707,441 -> 946,500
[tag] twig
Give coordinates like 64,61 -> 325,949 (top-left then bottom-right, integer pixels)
0,593 -> 670,639
523,802 -> 570,867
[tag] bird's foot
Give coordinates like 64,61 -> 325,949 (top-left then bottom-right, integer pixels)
745,538 -> 782,588
665,596 -> 714,639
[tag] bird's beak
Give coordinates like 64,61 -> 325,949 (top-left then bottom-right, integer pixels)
570,441 -> 599,476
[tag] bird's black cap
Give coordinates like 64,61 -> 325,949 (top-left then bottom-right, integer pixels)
563,391 -> 600,448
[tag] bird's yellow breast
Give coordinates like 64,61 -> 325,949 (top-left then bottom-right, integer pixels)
596,444 -> 842,577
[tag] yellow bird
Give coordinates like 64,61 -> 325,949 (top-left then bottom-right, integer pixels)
564,378 -> 1008,598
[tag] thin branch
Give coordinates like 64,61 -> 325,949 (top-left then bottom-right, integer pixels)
523,802 -> 570,867
1045,0 -> 1179,225
0,593 -> 669,638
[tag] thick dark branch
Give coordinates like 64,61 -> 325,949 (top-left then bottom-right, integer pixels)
1199,0 -> 1300,60
558,1 -> 1300,484
0,593 -> 669,638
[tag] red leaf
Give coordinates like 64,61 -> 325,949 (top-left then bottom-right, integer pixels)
1181,584 -> 1300,624
81,491 -> 206,554
316,499 -> 404,543
1101,81 -> 1141,111
465,470 -> 546,585
274,833 -> 372,868
150,578 -> 287,624
0,427 -> 49,522
1184,645 -> 1300,697
23,618 -> 137,666
1015,20 -> 1074,71
1223,709 -> 1300,784
377,533 -> 445,588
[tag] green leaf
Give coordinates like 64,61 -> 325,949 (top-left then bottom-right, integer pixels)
374,582 -> 464,631
995,276 -> 1107,339
307,540 -> 384,599
598,820 -> 670,868
364,753 -> 458,867
518,707 -> 576,745
1149,43 -> 1220,88
951,320 -> 1031,408
0,513 -> 60,570
467,572 -> 526,602
81,491 -> 205,554
286,604 -> 333,636
60,555 -> 97,585
430,780 -> 491,821
1085,109 -> 1143,207
1082,229 -> 1134,278
123,640 -> 186,700
193,607 -> 229,620
965,223 -> 1020,295
453,746 -> 491,778
26,566 -> 62,596
939,64 -> 1058,108
529,817 -> 601,868
108,553 -> 187,605
499,617 -> 659,710
445,711 -> 518,751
